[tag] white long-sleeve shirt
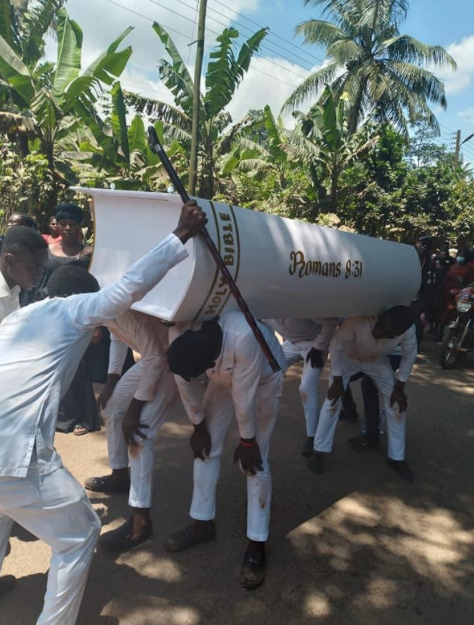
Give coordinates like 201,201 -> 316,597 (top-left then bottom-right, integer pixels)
106,311 -> 170,402
330,316 -> 417,383
0,269 -> 20,323
0,234 -> 187,477
170,311 -> 287,439
264,318 -> 338,351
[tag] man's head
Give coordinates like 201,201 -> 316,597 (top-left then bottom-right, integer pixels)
7,212 -> 39,231
167,320 -> 223,381
416,236 -> 433,259
0,226 -> 48,290
372,306 -> 416,340
47,264 -> 100,298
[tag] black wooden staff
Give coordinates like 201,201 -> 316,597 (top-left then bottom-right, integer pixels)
147,126 -> 281,373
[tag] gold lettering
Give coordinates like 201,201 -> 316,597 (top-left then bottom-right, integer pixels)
219,213 -> 231,222
223,233 -> 234,246
223,254 -> 234,266
322,263 -> 329,277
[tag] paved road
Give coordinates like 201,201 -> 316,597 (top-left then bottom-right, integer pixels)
2,340 -> 474,625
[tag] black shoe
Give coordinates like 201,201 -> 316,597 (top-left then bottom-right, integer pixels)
307,452 -> 324,474
348,436 -> 380,451
387,459 -> 415,483
164,523 -> 216,553
0,575 -> 16,595
301,436 -> 315,458
100,518 -> 153,551
241,546 -> 266,589
339,409 -> 359,421
85,474 -> 130,494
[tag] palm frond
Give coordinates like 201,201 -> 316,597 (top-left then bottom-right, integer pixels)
385,35 -> 457,69
282,61 -> 340,112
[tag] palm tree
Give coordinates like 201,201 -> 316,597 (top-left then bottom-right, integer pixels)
284,0 -> 456,135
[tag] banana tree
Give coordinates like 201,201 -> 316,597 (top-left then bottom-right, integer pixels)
222,105 -> 293,188
288,86 -> 379,212
126,23 -> 268,198
0,8 -> 133,202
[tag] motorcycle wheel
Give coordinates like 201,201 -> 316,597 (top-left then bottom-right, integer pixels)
439,327 -> 461,369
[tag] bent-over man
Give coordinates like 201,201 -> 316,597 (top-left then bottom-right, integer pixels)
308,306 -> 417,482
165,312 -> 286,590
264,318 -> 337,457
86,311 -> 177,551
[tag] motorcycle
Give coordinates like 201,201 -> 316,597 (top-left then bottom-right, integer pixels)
439,286 -> 474,369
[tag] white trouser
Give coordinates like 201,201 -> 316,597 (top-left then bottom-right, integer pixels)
190,374 -> 282,542
283,339 -> 326,437
0,466 -> 100,625
101,360 -> 177,508
314,357 -> 407,461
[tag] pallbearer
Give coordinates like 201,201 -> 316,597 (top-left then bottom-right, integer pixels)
308,306 -> 418,482
85,311 -> 177,551
0,202 -> 206,624
264,319 -> 337,456
165,312 -> 286,589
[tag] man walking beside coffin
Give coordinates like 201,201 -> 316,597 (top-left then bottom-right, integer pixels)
164,311 -> 287,589
85,311 -> 177,551
0,202 -> 206,624
308,306 -> 418,482
263,318 -> 337,457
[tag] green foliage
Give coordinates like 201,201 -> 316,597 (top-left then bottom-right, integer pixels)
0,140 -> 54,228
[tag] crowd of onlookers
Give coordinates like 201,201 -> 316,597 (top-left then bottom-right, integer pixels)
0,206 -> 118,436
414,235 -> 474,344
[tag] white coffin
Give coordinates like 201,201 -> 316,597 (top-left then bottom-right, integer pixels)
73,188 -> 420,322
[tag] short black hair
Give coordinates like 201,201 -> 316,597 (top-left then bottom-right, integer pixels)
55,203 -> 84,224
386,305 -> 416,333
48,265 -> 100,297
10,212 -> 39,230
1,226 -> 47,256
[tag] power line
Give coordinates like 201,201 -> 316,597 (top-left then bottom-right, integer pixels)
101,0 -> 301,92
144,0 -> 311,81
176,0 -> 318,71
208,0 -> 326,65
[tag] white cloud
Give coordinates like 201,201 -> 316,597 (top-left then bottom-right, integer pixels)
458,106 -> 474,123
46,0 -> 261,78
225,56 -> 313,124
437,35 -> 474,94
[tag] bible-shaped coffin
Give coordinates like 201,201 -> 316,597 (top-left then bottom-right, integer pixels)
73,188 -> 421,322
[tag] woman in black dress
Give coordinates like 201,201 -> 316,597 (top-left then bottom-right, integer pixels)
39,203 -> 101,436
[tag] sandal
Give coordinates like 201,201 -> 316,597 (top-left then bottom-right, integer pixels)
73,426 -> 89,436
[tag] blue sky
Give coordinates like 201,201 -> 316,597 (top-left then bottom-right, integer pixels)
57,0 -> 474,161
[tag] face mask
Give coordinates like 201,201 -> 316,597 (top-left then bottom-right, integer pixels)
457,256 -> 466,265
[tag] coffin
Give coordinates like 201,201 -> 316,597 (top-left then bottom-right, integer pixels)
72,188 -> 421,322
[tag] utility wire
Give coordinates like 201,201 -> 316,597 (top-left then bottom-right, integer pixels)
101,0 -> 302,91
208,0 -> 326,65
144,0 -> 311,81
174,0 -> 318,71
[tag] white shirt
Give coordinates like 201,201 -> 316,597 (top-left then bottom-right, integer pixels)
0,269 -> 21,323
0,234 -> 187,477
106,310 -> 170,402
330,316 -> 417,383
264,318 -> 337,351
170,311 -> 287,439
